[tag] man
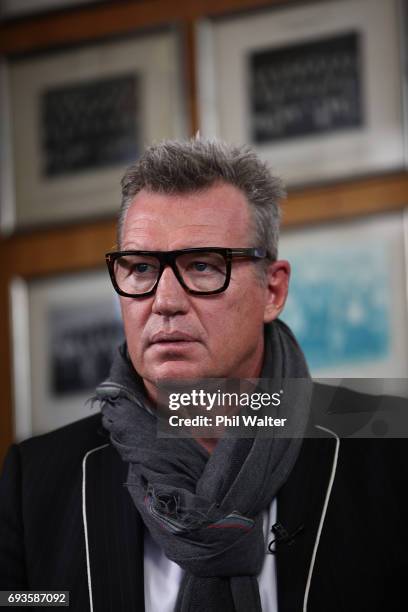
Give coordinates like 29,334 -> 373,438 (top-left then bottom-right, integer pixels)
0,138 -> 407,612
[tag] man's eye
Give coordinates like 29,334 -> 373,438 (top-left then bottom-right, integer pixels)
133,263 -> 154,274
193,261 -> 209,272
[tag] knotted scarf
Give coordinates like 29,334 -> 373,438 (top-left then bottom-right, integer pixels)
99,320 -> 311,611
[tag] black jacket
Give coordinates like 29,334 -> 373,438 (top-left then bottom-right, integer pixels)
0,385 -> 407,611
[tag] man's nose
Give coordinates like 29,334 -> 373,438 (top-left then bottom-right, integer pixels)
151,266 -> 190,316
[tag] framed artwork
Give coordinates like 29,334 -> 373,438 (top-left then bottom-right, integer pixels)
279,211 -> 408,378
0,27 -> 186,231
10,269 -> 124,440
198,0 -> 406,186
0,0 -> 103,19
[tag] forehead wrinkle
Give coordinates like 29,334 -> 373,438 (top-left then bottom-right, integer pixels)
121,227 -> 152,246
124,219 -> 232,239
173,222 -> 222,231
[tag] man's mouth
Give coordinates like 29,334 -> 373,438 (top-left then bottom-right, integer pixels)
150,331 -> 198,345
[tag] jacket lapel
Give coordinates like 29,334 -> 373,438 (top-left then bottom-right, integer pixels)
83,443 -> 145,612
276,431 -> 339,612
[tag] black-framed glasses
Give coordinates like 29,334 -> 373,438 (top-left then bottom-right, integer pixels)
105,247 -> 270,297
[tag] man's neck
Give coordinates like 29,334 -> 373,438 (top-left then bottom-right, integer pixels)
196,354 -> 265,454
142,344 -> 265,455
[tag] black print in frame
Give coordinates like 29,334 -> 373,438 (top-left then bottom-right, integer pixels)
249,31 -> 363,144
49,303 -> 124,396
40,73 -> 140,177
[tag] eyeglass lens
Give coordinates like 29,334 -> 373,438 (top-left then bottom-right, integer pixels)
113,252 -> 227,294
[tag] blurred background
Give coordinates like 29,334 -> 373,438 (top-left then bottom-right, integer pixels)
0,0 -> 407,458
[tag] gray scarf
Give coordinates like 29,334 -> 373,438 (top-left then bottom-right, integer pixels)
99,320 -> 311,612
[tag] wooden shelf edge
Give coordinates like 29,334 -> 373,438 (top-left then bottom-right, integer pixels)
0,0 -> 292,55
284,171 -> 408,227
0,217 -> 116,280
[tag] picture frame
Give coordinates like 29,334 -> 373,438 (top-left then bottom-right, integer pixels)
198,0 -> 406,187
279,210 -> 408,378
0,26 -> 186,232
10,268 -> 124,440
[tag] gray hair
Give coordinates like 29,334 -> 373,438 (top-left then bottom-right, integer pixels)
118,138 -> 285,260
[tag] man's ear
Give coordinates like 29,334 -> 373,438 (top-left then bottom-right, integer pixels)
263,260 -> 290,323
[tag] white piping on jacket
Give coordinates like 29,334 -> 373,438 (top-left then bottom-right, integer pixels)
82,444 -> 109,612
303,425 -> 340,612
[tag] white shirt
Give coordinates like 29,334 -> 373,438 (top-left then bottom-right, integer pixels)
144,499 -> 278,612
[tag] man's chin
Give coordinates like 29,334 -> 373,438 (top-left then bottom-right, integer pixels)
145,360 -> 208,382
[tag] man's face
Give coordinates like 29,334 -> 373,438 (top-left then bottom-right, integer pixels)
119,182 -> 289,394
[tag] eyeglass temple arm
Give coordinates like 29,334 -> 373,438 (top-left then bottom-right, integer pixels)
229,248 -> 269,259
